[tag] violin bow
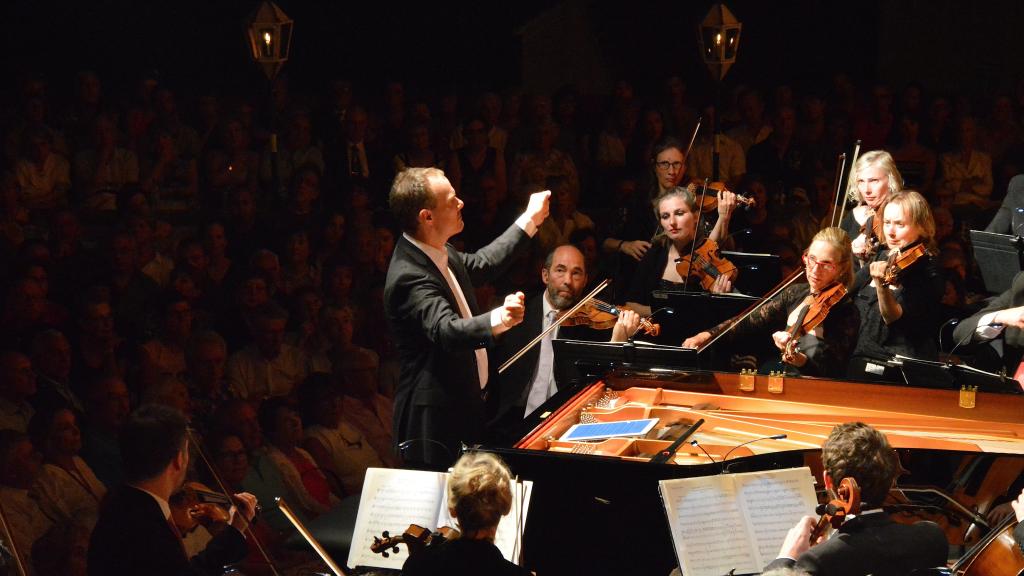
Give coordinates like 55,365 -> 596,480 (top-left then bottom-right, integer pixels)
0,498 -> 27,576
498,279 -> 610,374
827,153 -> 847,228
186,427 -> 282,576
681,179 -> 711,294
276,498 -> 348,576
684,116 -> 702,161
836,140 -> 862,227
696,266 -> 807,353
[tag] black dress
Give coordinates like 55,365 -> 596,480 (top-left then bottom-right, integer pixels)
847,243 -> 944,382
401,538 -> 531,576
703,283 -> 860,378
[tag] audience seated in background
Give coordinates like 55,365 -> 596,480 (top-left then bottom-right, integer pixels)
0,350 -> 36,432
226,302 -> 309,400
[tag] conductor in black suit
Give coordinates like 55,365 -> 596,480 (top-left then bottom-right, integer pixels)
488,244 -> 640,442
384,167 -> 551,467
951,270 -> 1024,390
763,422 -> 947,576
88,404 -> 257,576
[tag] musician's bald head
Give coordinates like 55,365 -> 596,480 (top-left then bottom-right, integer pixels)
542,245 -> 587,310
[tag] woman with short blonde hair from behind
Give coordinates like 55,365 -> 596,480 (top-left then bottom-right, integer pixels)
401,451 -> 530,575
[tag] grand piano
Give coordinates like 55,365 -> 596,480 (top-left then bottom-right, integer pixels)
479,343 -> 1024,576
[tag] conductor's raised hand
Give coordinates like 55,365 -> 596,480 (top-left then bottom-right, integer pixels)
525,190 -> 551,227
500,291 -> 526,328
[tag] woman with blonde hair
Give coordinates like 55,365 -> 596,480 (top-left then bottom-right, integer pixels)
848,190 -> 943,382
840,150 -> 903,267
682,227 -> 860,377
402,451 -> 529,576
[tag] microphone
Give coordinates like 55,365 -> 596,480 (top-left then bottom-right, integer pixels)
721,434 -> 787,473
689,439 -> 717,464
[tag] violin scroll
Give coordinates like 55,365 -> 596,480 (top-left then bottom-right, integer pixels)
810,477 -> 861,544
882,243 -> 926,286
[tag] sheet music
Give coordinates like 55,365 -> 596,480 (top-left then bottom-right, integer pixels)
659,467 -> 818,576
734,467 -> 818,566
346,468 -> 447,569
661,475 -> 759,576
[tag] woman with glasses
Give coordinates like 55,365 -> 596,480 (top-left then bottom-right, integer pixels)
624,185 -> 739,318
682,227 -> 860,377
841,150 -> 903,268
847,190 -> 944,382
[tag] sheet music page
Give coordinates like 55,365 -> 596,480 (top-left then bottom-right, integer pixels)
346,468 -> 448,570
733,467 -> 819,567
434,478 -> 534,565
659,475 -> 760,576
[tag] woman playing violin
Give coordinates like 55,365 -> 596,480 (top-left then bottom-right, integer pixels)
682,227 -> 860,377
847,190 -> 944,383
402,451 -> 530,576
841,150 -> 903,268
625,185 -> 736,318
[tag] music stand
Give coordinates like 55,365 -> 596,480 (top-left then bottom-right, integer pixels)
552,339 -> 698,387
650,291 -> 759,342
720,251 -> 782,296
892,355 -> 1022,394
969,230 -> 1024,294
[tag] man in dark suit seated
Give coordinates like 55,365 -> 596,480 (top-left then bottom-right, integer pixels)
87,404 -> 257,576
764,422 -> 947,576
985,174 -> 1024,234
383,167 -> 550,468
951,270 -> 1024,390
487,244 -> 640,442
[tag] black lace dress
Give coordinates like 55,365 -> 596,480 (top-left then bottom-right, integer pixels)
704,283 -> 860,378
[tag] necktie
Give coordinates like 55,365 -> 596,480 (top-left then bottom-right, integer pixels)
525,310 -> 559,416
440,263 -> 489,389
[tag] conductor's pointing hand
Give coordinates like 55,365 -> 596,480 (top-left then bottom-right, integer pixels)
500,291 -> 526,328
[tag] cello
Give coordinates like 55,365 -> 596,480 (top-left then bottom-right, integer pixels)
952,514 -> 1024,576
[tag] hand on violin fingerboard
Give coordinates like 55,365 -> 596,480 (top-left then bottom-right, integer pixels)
229,492 -> 259,531
777,515 -> 820,560
611,309 -> 641,342
717,189 -> 737,218
867,261 -> 888,283
851,234 -> 875,261
709,274 -> 733,294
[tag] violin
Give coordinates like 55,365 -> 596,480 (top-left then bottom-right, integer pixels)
810,477 -> 861,544
686,181 -> 756,213
560,298 -> 661,336
855,211 -> 885,261
371,524 -> 460,558
881,242 -> 926,287
170,481 -> 233,535
675,238 -> 737,291
783,283 -> 848,358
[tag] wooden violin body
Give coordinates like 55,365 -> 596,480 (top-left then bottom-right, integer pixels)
686,181 -> 756,212
784,283 -> 848,357
675,238 -> 737,291
371,524 -> 461,558
882,243 -> 926,286
561,298 -> 661,336
170,481 -> 232,535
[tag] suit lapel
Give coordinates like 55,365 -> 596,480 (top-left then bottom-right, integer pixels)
446,244 -> 478,314
396,236 -> 461,309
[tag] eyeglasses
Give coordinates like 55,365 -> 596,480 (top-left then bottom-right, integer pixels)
655,161 -> 683,171
803,254 -> 837,272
